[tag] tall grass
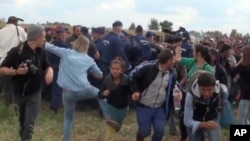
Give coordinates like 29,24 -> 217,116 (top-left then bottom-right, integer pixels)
0,100 -> 230,141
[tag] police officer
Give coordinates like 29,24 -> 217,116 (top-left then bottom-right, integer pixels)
91,27 -> 105,54
98,21 -> 129,76
130,25 -> 151,68
181,31 -> 193,57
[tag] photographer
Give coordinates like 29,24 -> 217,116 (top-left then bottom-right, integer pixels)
0,24 -> 53,141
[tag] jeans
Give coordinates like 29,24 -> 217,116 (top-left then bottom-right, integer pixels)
179,115 -> 188,139
237,100 -> 250,125
50,70 -> 62,111
136,105 -> 166,141
107,104 -> 129,124
187,120 -> 221,141
168,105 -> 178,134
0,75 -> 13,106
13,91 -> 41,141
62,86 -> 108,141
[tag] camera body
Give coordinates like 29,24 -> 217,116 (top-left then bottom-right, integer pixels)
24,60 -> 38,74
163,27 -> 186,44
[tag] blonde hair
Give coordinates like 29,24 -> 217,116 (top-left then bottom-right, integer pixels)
71,35 -> 89,53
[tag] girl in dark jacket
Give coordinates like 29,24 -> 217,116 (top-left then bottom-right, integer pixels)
98,58 -> 130,141
210,48 -> 228,87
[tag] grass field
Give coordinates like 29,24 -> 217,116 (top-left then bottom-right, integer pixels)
0,100 -> 230,141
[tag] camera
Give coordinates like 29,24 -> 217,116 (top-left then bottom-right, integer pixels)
162,27 -> 186,44
24,60 -> 38,74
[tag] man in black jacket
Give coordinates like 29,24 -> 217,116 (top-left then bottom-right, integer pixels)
0,24 -> 53,141
131,49 -> 177,141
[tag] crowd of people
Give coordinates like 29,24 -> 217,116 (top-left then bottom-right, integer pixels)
0,16 -> 250,141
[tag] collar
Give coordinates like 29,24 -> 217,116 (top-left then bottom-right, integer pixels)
158,64 -> 169,74
106,74 -> 128,85
23,41 -> 41,53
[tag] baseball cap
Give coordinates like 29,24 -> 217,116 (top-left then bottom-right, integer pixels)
7,16 -> 24,24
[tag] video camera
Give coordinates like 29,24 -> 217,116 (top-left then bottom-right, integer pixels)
25,60 -> 38,74
162,27 -> 186,44
20,60 -> 38,74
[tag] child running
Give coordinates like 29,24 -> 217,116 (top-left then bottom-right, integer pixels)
98,58 -> 131,141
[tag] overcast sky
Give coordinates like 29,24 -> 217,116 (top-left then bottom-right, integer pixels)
1,0 -> 249,34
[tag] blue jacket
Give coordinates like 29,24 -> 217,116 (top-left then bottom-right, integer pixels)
45,42 -> 102,91
131,35 -> 152,66
99,32 -> 128,65
94,39 -> 103,52
184,81 -> 227,134
181,40 -> 193,57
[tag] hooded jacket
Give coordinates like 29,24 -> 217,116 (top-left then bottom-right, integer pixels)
130,61 -> 176,120
184,79 -> 227,134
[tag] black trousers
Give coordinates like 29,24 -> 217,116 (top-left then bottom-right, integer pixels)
0,75 -> 12,106
179,114 -> 188,139
13,91 -> 41,141
179,92 -> 188,139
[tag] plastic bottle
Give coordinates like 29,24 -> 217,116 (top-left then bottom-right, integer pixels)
173,85 -> 182,111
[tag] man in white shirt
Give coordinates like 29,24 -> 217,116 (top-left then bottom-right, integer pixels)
0,16 -> 27,64
0,16 -> 27,106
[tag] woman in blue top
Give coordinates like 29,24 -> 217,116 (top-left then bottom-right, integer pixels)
45,35 -> 108,141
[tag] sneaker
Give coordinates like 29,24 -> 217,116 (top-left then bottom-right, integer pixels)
105,119 -> 121,131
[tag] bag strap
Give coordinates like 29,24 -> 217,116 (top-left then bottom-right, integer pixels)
16,26 -> 21,42
16,26 -> 20,36
18,43 -> 24,55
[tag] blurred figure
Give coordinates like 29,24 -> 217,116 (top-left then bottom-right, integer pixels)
0,16 -> 27,64
65,25 -> 81,46
0,16 -> 27,106
181,31 -> 193,58
45,28 -> 53,43
149,33 -> 162,60
233,43 -> 243,62
231,46 -> 250,125
48,27 -> 70,113
81,26 -> 100,61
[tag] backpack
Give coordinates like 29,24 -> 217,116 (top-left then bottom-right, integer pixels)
219,84 -> 234,128
185,70 -> 210,93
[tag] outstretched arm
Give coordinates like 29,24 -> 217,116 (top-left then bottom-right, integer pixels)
44,42 -> 67,58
